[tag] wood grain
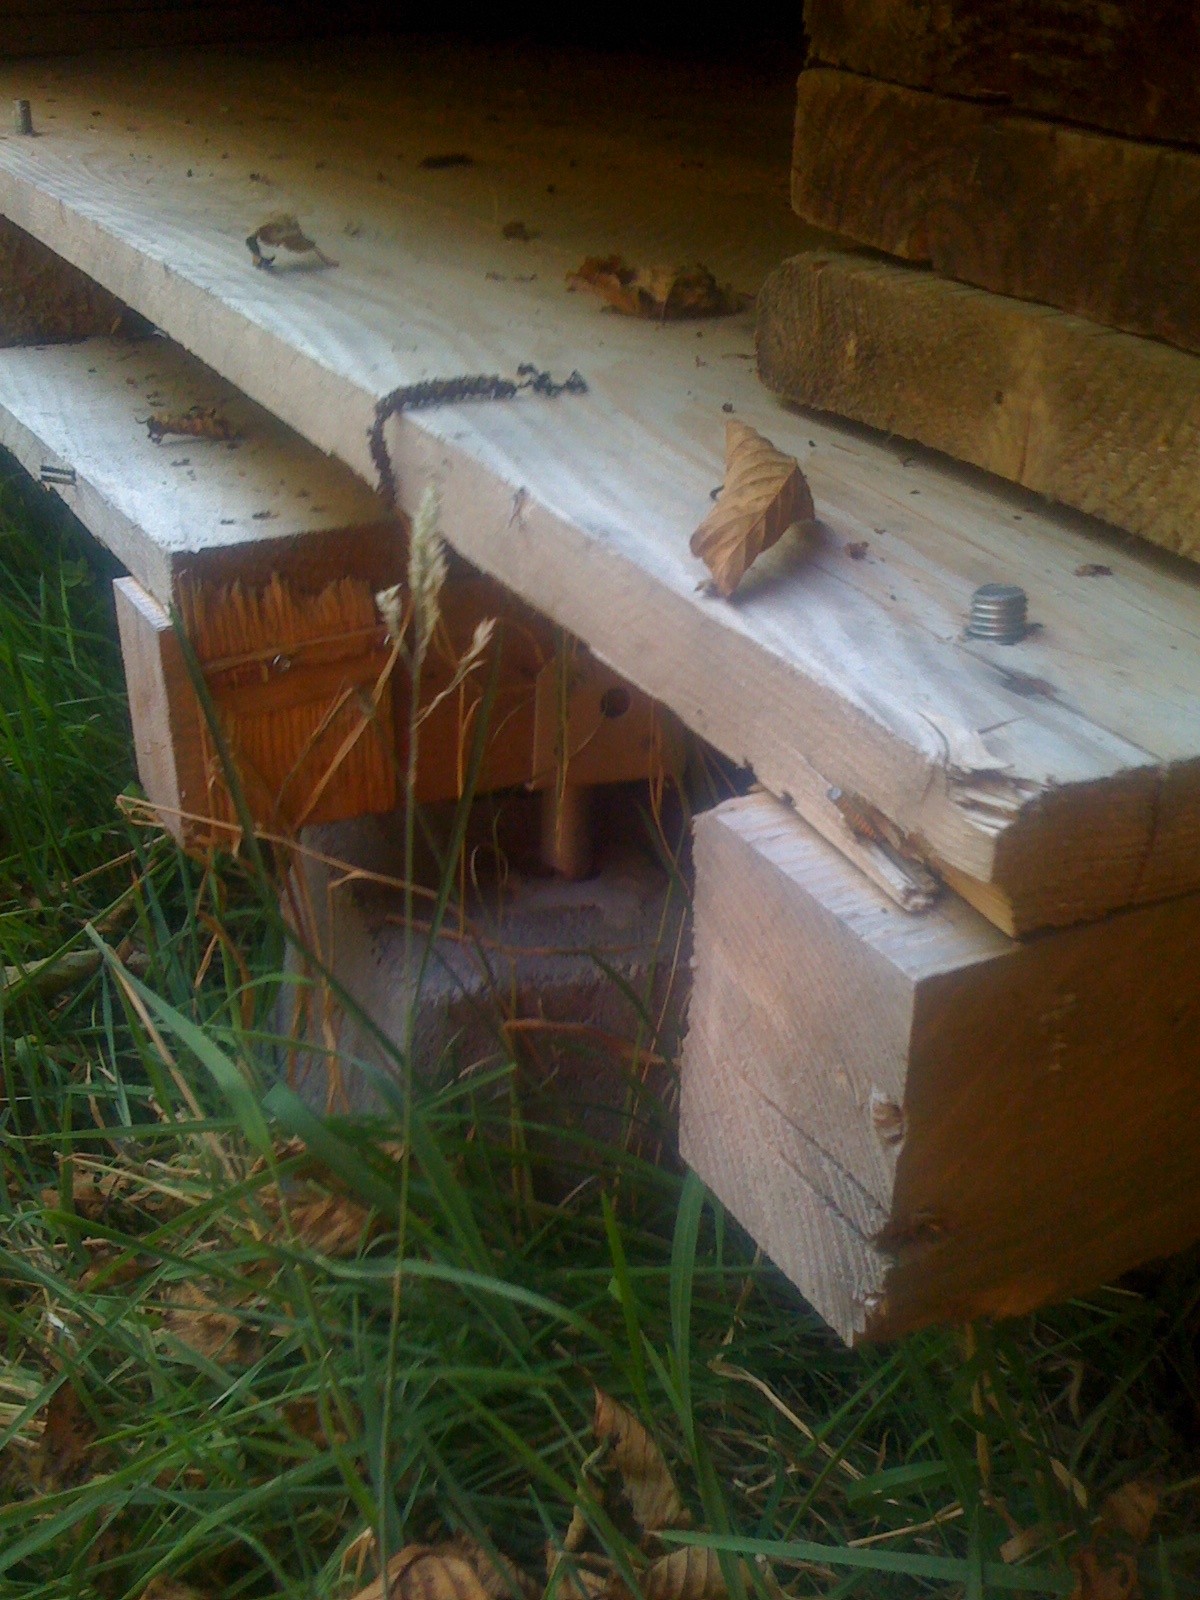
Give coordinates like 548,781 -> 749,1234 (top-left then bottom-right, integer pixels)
681,793 -> 1200,1342
1,45 -> 1199,930
757,249 -> 1200,564
791,68 -> 1200,356
804,0 -> 1200,146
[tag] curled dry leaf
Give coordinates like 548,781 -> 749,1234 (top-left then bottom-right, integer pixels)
544,1548 -> 613,1600
569,256 -> 740,320
33,1382 -> 96,1489
247,212 -> 338,270
691,421 -> 816,597
349,1543 -> 499,1600
260,1184 -> 374,1256
593,1388 -> 688,1532
160,1279 -> 260,1367
641,1547 -> 729,1600
146,405 -> 238,445
1100,1480 -> 1159,1544
1070,1550 -> 1140,1600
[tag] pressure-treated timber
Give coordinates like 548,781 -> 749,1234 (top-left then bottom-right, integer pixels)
757,250 -> 1200,565
680,793 -> 1200,1342
803,0 -> 1200,146
3,46 -> 1200,931
791,68 -> 1200,357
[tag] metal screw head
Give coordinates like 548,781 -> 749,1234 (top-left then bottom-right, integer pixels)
967,582 -> 1028,644
13,100 -> 32,136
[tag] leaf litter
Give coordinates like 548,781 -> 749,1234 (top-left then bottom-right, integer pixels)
568,256 -> 742,320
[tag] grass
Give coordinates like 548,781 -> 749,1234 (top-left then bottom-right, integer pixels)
0,475 -> 1198,1599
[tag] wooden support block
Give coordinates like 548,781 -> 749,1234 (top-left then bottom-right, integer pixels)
757,250 -> 1200,565
803,0 -> 1200,147
680,793 -> 1200,1343
112,576 -> 206,845
791,68 -> 1200,357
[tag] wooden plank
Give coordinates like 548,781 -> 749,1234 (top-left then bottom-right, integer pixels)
0,334 -> 392,604
804,0 -> 1200,146
757,249 -> 1200,565
0,45 -> 1198,931
680,793 -> 1200,1342
791,68 -> 1200,357
112,574 -> 205,843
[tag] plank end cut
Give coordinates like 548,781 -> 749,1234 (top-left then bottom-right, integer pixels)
756,249 -> 1200,565
789,66 -> 1200,358
679,792 -> 1200,1343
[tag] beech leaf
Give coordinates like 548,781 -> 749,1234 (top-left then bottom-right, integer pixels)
691,420 -> 816,596
593,1388 -> 688,1532
568,256 -> 740,320
1100,1480 -> 1159,1544
641,1547 -> 730,1600
349,1544 -> 494,1600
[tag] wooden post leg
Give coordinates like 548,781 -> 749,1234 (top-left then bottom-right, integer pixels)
540,783 -> 595,879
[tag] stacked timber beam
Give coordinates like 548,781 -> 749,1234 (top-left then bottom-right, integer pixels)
681,1 -> 1200,1339
757,0 -> 1200,563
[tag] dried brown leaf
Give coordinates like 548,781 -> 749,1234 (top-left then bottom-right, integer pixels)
139,1583 -> 215,1600
1070,1550 -> 1140,1600
147,405 -> 239,445
568,256 -> 740,320
641,1547 -> 729,1600
160,1280 -> 260,1367
690,420 -> 816,596
247,211 -> 337,269
1101,1480 -> 1159,1544
261,1185 -> 374,1256
544,1547 -> 614,1600
33,1383 -> 96,1488
348,1543 -> 496,1600
593,1388 -> 688,1532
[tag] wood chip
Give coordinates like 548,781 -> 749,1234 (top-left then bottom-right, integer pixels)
690,420 -> 817,595
568,256 -> 740,319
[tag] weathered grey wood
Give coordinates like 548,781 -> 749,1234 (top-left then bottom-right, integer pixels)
0,336 -> 392,603
757,249 -> 1200,565
681,794 -> 1200,1342
791,68 -> 1200,357
113,575 -> 205,842
804,0 -> 1200,146
1,45 -> 1199,931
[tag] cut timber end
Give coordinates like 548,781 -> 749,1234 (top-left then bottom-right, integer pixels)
680,792 -> 1200,1343
791,69 -> 1200,357
756,249 -> 1200,565
803,0 -> 1200,145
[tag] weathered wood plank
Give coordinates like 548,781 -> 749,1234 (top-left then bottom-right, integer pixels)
680,793 -> 1200,1342
791,68 -> 1200,356
1,46 -> 1199,930
804,0 -> 1200,146
757,249 -> 1200,565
